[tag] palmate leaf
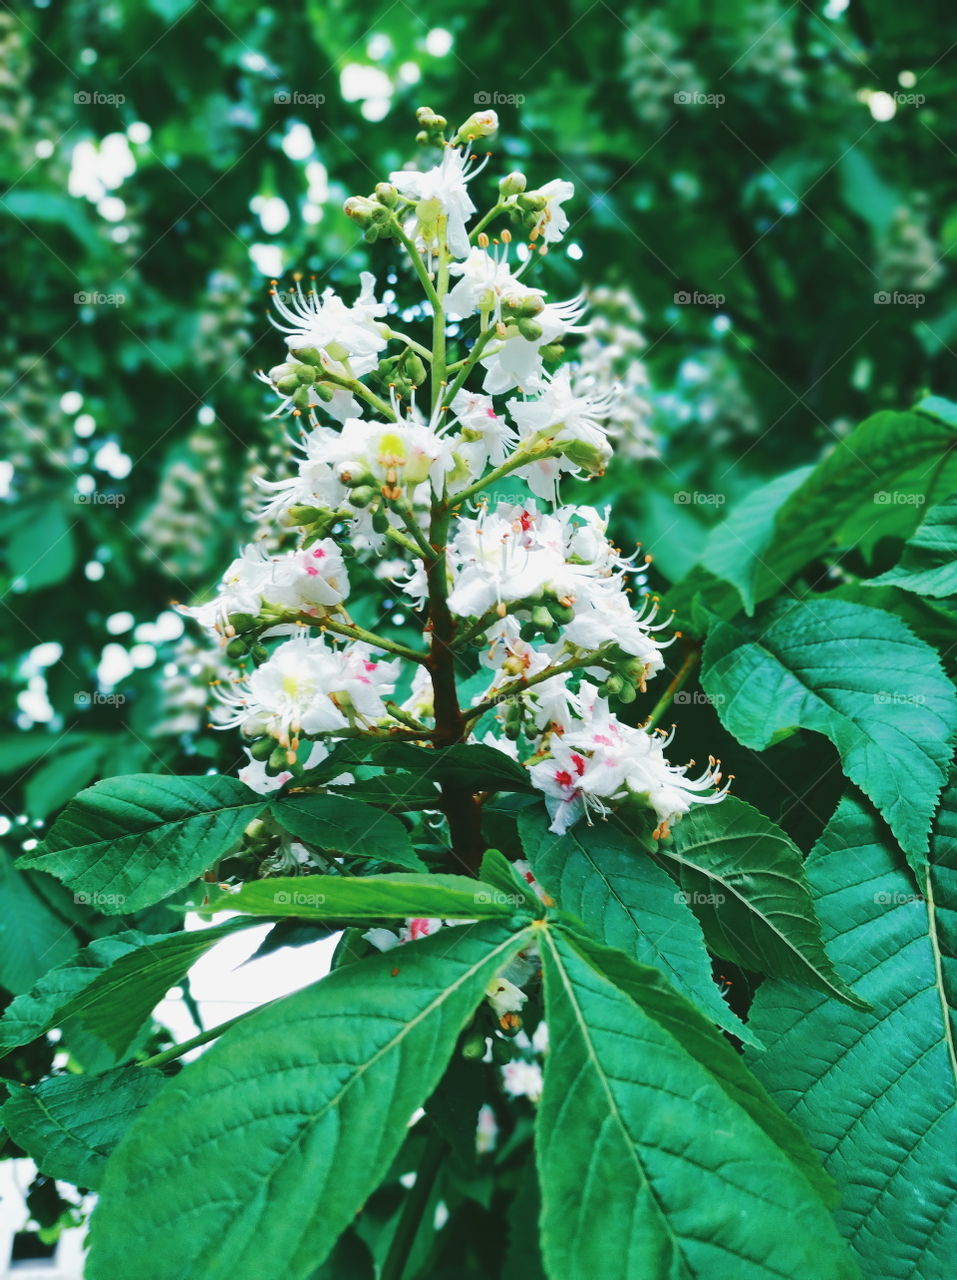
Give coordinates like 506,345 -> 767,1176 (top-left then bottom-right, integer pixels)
517,808 -> 755,1041
0,918 -> 257,1061
18,774 -> 269,913
701,597 -> 957,864
1,1067 -> 166,1189
748,784 -> 957,1279
867,494 -> 957,599
536,930 -> 856,1280
663,796 -> 865,1006
86,918 -> 534,1280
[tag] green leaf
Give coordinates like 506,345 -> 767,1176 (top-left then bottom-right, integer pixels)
1,1067 -> 167,1189
748,787 -> 957,1279
0,499 -> 76,591
663,796 -> 866,1007
311,741 -> 534,794
868,494 -> 957,599
271,793 -> 425,870
327,771 -> 440,808
700,465 -> 814,614
24,739 -> 108,821
18,774 -> 269,912
536,930 -> 856,1279
0,918 -> 257,1060
0,849 -> 78,995
206,873 -> 522,921
566,931 -> 838,1206
478,847 -> 542,914
87,919 -> 533,1280
701,598 -> 957,863
517,808 -> 754,1041
678,407 -> 957,620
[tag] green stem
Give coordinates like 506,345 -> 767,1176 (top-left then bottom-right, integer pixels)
441,325 -> 497,408
431,220 -> 449,415
320,370 -> 396,421
446,443 -> 563,510
392,219 -> 442,312
318,616 -> 429,665
392,500 -> 436,561
381,1129 -> 445,1280
464,645 -> 614,724
384,328 -> 433,362
469,200 -> 507,243
644,647 -> 701,731
137,1004 -> 274,1069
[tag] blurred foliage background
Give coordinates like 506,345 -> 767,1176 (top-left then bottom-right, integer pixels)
1,0 -> 956,1218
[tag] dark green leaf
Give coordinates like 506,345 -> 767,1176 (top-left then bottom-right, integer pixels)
271,793 -> 425,870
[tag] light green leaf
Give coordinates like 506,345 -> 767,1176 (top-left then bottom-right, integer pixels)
87,918 -> 532,1280
701,465 -> 814,614
517,808 -> 754,1041
868,494 -> 957,599
748,786 -> 957,1279
536,930 -> 856,1279
1,1067 -> 166,1189
0,918 -> 256,1060
701,598 -> 957,863
0,849 -> 78,995
18,774 -> 269,912
271,793 -> 425,870
206,872 -> 522,921
663,796 -> 866,1007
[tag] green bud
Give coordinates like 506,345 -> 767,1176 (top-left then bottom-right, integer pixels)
294,364 -> 316,385
266,746 -> 289,776
371,505 -> 390,535
251,644 -> 269,663
546,599 -> 576,624
374,182 -> 398,207
453,109 -> 499,145
289,346 -> 324,365
500,170 -> 527,196
363,225 -> 381,244
343,195 -> 380,227
490,1036 -> 513,1064
276,373 -> 299,395
618,679 -> 638,705
520,193 -> 548,212
293,385 -> 313,412
350,485 -> 377,509
287,504 -> 326,524
227,611 -> 257,633
314,381 -> 336,403
531,605 -> 553,630
244,817 -> 267,841
268,361 -> 297,383
602,673 -> 624,696
518,317 -> 543,342
404,353 -> 427,386
250,737 -> 274,762
461,1031 -> 487,1060
520,295 -> 545,317
519,621 -> 538,642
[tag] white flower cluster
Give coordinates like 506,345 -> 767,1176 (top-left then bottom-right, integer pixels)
178,106 -> 727,841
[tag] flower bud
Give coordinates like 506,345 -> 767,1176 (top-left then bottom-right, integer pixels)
227,611 -> 258,633
226,637 -> 248,660
344,195 -> 381,227
349,485 -> 377,509
266,746 -> 290,776
374,182 -> 398,207
517,317 -> 543,342
404,353 -> 427,386
500,170 -> 527,196
461,1031 -> 487,1060
276,374 -> 300,395
289,345 -> 324,365
313,382 -> 336,403
293,385 -> 313,412
453,109 -> 499,144
287,504 -> 327,524
249,737 -> 274,762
